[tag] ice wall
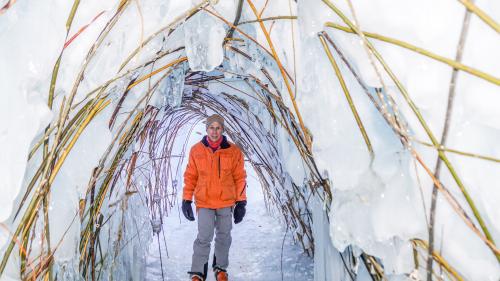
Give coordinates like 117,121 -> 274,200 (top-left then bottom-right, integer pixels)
0,0 -> 170,279
296,0 -> 500,280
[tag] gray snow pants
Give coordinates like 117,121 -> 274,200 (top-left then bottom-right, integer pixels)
191,207 -> 232,273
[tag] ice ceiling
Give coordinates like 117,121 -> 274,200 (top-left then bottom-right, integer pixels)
0,0 -> 499,280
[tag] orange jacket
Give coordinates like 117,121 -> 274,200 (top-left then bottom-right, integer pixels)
183,136 -> 247,209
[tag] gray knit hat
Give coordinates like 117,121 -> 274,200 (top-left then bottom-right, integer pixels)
206,114 -> 224,129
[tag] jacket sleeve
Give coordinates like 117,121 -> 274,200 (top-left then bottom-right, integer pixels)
233,148 -> 247,201
183,147 -> 198,201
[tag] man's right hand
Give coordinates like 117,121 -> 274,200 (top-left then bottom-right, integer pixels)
182,200 -> 195,221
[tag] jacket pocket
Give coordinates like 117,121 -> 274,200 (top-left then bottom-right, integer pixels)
220,155 -> 232,173
195,154 -> 208,175
220,184 -> 235,201
220,177 -> 236,201
219,155 -> 235,200
194,181 -> 208,203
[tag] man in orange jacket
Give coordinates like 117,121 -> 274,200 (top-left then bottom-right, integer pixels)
182,114 -> 247,281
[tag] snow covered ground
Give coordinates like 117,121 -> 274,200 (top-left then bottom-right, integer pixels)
144,163 -> 314,281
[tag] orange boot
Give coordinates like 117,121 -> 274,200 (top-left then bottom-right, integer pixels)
214,267 -> 228,281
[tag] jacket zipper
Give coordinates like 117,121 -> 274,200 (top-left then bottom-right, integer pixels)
218,155 -> 221,178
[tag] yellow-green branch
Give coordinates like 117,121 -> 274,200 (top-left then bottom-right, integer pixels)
322,0 -> 499,263
246,0 -> 312,150
318,34 -> 374,156
457,0 -> 500,33
324,22 -> 500,86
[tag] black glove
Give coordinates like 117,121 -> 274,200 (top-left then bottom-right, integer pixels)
233,200 -> 247,224
182,200 -> 195,221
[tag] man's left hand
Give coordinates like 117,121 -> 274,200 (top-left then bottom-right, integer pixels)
233,200 -> 247,224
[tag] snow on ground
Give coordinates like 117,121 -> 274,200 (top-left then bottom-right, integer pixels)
144,163 -> 313,281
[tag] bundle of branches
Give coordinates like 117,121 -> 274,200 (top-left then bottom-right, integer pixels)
0,0 -> 443,280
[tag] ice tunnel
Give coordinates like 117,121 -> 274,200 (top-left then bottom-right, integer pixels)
0,0 -> 499,280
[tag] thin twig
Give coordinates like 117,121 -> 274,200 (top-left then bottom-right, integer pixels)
428,5 -> 474,279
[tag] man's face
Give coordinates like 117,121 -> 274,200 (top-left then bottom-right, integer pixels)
207,122 -> 223,142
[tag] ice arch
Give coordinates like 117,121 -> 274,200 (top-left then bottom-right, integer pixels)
0,1 -> 350,280
1,0 -> 499,280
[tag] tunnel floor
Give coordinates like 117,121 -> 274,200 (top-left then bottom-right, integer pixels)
144,166 -> 314,281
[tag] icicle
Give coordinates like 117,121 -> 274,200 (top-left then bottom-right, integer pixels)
166,62 -> 187,108
156,62 -> 187,108
184,11 -> 226,72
